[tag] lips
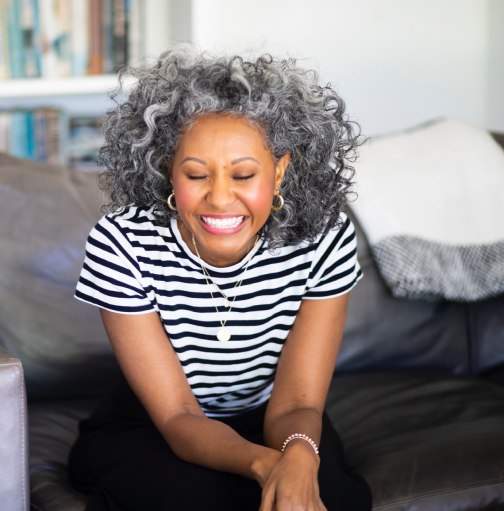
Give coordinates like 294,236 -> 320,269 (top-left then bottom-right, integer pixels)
199,215 -> 248,235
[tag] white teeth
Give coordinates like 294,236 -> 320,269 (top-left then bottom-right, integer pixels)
201,216 -> 245,229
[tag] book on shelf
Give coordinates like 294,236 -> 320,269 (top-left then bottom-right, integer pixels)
70,0 -> 88,76
113,0 -> 126,73
88,0 -> 102,75
68,116 -> 105,171
6,0 -> 25,78
101,0 -> 113,74
21,0 -> 40,78
0,0 -> 144,80
128,0 -> 142,67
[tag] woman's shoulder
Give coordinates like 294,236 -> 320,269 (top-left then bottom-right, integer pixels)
309,212 -> 356,263
260,213 -> 355,267
294,212 -> 355,252
92,205 -> 166,240
317,212 -> 354,246
97,205 -> 157,229
88,205 -> 170,255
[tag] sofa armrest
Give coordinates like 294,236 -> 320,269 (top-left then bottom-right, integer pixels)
0,346 -> 29,511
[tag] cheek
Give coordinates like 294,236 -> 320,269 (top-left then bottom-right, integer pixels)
171,179 -> 201,215
242,182 -> 275,220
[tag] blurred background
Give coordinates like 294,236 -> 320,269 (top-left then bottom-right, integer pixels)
0,0 -> 502,169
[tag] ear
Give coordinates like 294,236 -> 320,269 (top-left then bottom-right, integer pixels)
274,151 -> 291,190
164,156 -> 173,185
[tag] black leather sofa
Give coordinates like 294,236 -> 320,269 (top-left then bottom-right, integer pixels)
1,132 -> 504,511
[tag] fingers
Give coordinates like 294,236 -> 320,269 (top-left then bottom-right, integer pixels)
261,491 -> 326,511
259,483 -> 276,511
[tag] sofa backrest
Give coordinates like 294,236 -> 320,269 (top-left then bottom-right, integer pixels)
0,153 -> 119,399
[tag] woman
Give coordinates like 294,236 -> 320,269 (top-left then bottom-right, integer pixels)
69,46 -> 372,511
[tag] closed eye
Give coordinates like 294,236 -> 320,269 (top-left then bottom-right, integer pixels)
233,174 -> 256,181
186,175 -> 207,180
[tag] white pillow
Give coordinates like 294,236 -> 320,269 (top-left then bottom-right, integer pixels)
352,118 -> 504,301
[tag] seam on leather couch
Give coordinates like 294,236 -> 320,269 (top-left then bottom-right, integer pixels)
373,477 -> 504,509
19,362 -> 28,511
1,358 -> 29,511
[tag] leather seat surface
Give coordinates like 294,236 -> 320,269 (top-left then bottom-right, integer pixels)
29,372 -> 504,511
326,371 -> 504,511
29,399 -> 97,511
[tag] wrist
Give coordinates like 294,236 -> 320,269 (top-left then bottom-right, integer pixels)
282,433 -> 319,455
283,438 -> 320,466
250,449 -> 282,486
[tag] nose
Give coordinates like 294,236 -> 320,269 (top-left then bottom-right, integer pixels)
206,174 -> 236,210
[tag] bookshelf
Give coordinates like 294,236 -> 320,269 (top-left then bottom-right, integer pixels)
0,0 -> 173,112
0,0 -> 174,165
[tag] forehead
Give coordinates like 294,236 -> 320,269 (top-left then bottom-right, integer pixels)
175,114 -> 270,158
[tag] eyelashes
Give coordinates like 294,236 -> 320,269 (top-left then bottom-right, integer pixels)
233,174 -> 255,181
186,174 -> 256,181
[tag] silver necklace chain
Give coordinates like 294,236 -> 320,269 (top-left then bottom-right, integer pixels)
191,234 -> 259,342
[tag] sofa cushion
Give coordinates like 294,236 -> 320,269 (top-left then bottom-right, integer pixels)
29,399 -> 97,511
351,118 -> 504,302
0,153 -> 119,399
339,208 -> 470,375
326,371 -> 504,510
470,294 -> 504,374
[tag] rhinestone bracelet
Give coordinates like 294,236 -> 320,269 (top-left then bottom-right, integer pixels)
281,433 -> 319,455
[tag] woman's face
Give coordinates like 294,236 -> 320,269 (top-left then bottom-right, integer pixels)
170,114 -> 290,267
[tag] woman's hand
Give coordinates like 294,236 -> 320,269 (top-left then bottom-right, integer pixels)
258,441 -> 327,511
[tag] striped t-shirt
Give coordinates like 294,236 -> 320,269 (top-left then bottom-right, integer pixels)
75,206 -> 362,417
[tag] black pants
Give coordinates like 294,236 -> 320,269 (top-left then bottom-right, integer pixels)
69,374 -> 372,511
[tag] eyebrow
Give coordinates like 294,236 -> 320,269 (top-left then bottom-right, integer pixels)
180,157 -> 207,165
231,156 -> 261,165
180,156 -> 261,166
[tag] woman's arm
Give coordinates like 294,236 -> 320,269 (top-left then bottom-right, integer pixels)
99,309 -> 281,480
259,292 -> 351,510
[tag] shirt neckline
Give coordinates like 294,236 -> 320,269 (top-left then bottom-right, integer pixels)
170,217 -> 264,274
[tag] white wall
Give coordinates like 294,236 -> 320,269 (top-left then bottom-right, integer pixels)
184,0 -> 499,136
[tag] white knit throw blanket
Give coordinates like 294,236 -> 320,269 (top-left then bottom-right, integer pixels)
352,118 -> 504,301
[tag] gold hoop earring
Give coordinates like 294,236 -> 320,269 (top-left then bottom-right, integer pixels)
271,191 -> 284,211
167,192 -> 177,211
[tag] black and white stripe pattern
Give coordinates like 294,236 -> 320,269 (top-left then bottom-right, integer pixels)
75,207 -> 362,417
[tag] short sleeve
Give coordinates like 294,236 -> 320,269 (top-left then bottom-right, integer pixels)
75,215 -> 157,314
304,214 -> 363,299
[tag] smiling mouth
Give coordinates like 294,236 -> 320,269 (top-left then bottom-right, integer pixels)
200,216 -> 245,229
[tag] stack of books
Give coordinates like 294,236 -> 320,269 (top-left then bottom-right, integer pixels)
0,0 -> 144,79
0,108 -> 61,164
68,116 -> 104,171
0,108 -> 105,170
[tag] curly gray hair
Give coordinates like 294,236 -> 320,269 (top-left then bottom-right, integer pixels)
99,45 -> 361,250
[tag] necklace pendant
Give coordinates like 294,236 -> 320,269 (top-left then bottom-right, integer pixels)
217,327 -> 231,342
224,297 -> 228,307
